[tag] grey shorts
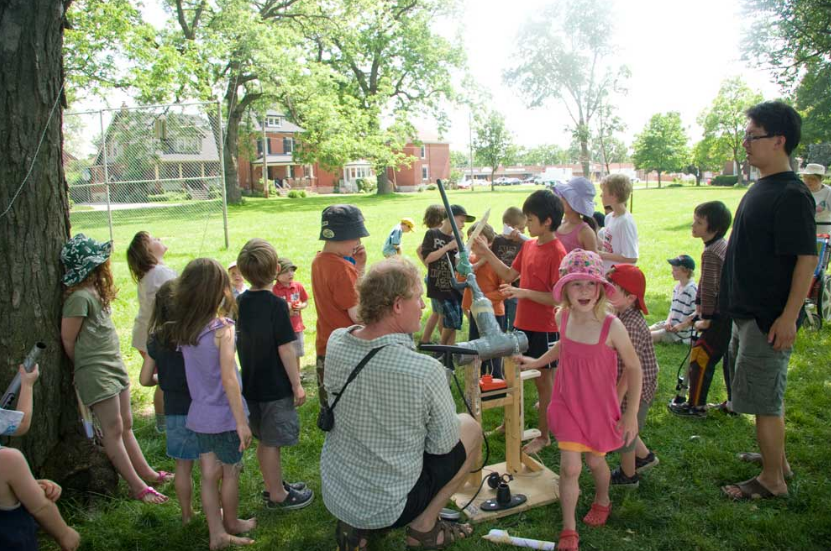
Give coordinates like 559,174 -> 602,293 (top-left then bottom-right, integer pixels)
196,430 -> 243,465
292,331 -> 305,357
616,400 -> 651,453
248,397 -> 299,447
729,319 -> 791,417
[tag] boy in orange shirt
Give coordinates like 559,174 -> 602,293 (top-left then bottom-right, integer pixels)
473,189 -> 566,454
310,205 -> 369,408
459,222 -> 506,378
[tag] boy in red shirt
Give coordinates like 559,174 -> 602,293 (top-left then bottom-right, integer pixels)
272,257 -> 309,377
473,189 -> 566,454
311,205 -> 369,408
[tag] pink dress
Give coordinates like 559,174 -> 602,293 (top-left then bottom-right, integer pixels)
556,221 -> 589,253
547,311 -> 623,454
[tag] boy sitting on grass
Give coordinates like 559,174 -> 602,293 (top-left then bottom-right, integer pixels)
0,363 -> 80,551
650,255 -> 697,345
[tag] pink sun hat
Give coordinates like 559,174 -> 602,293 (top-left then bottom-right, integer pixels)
552,248 -> 617,302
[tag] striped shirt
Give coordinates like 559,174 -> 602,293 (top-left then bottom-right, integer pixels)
696,238 -> 727,319
668,280 -> 697,342
320,327 -> 461,529
617,306 -> 659,406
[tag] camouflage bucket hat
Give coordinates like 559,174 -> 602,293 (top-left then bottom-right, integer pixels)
61,233 -> 113,286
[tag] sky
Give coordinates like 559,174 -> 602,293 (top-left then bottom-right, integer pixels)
437,0 -> 781,151
93,0 -> 782,154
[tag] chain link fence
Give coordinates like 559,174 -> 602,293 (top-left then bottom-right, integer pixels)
64,102 -> 229,252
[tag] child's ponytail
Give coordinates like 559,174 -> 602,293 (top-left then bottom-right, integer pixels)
127,231 -> 158,283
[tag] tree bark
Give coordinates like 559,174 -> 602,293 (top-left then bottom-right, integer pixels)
657,170 -> 662,188
580,140 -> 591,182
376,169 -> 393,195
734,150 -> 744,186
0,0 -> 116,494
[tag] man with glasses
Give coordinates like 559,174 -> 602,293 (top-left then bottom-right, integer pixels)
719,101 -> 816,500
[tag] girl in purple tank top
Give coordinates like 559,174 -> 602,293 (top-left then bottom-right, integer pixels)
516,249 -> 643,551
553,177 -> 599,253
172,258 -> 256,549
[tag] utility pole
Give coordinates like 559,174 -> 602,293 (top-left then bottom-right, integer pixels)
262,110 -> 269,199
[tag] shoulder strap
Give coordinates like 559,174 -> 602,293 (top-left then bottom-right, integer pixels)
599,314 -> 615,342
329,346 -> 386,411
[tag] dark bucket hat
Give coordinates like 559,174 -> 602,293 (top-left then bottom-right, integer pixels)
60,233 -> 113,286
319,204 -> 370,241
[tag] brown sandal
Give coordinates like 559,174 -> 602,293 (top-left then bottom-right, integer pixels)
335,520 -> 371,551
406,519 -> 473,549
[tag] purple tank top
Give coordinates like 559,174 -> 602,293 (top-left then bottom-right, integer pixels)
557,221 -> 589,253
181,318 -> 248,434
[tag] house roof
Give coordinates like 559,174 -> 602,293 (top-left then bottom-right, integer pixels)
411,129 -> 448,144
249,110 -> 305,133
253,154 -> 296,165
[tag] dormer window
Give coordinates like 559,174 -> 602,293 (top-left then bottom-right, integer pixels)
267,116 -> 282,128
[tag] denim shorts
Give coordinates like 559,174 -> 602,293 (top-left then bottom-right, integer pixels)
430,298 -> 443,315
166,414 -> 200,461
248,397 -> 299,448
196,430 -> 244,465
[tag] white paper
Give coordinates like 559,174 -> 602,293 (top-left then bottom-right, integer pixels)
483,529 -> 556,550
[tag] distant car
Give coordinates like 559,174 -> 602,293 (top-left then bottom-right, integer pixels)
631,177 -> 642,183
505,177 -> 522,186
493,177 -> 508,186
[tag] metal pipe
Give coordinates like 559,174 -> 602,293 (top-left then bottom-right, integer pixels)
1,342 -> 46,409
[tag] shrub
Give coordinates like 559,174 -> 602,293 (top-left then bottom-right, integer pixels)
300,190 -> 307,198
356,178 -> 376,194
147,191 -> 188,202
711,175 -> 738,187
426,184 -> 437,191
287,190 -> 301,199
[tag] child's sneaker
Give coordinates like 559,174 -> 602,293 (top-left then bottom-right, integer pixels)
635,452 -> 659,474
610,467 -> 640,488
668,402 -> 706,418
265,486 -> 314,510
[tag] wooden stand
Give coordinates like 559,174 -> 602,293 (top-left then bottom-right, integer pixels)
450,357 -> 559,522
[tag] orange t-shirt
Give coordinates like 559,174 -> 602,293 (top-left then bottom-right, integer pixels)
458,255 -> 505,316
511,237 -> 566,332
311,252 -> 359,357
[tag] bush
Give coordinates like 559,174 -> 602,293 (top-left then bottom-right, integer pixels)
287,190 -> 301,199
426,184 -> 437,191
300,190 -> 307,198
356,178 -> 376,194
147,191 -> 188,203
711,175 -> 738,187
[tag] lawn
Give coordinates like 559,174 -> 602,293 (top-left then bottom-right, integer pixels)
55,185 -> 831,551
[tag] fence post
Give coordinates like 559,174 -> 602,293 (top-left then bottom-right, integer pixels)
217,100 -> 230,250
99,110 -> 114,243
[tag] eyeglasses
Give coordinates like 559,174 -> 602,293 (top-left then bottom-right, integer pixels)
742,133 -> 776,143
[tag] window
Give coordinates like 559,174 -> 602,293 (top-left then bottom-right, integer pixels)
267,116 -> 282,127
420,145 -> 426,158
174,137 -> 200,154
422,165 -> 429,181
287,165 -> 294,178
283,137 -> 293,154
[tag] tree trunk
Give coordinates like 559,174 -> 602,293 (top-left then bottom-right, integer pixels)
491,168 -> 496,192
376,170 -> 393,195
580,140 -> 591,181
222,114 -> 243,204
0,0 -> 116,494
657,170 -> 662,188
734,149 -> 744,186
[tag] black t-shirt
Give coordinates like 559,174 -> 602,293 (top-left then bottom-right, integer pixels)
720,172 -> 817,333
236,290 -> 297,402
491,235 -> 523,287
147,334 -> 191,416
421,228 -> 461,301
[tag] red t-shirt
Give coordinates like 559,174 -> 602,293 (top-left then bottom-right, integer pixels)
511,237 -> 566,332
311,252 -> 359,357
271,281 -> 309,333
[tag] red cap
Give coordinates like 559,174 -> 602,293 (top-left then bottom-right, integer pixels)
607,264 -> 648,314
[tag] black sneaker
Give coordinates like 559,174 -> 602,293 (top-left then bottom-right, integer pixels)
264,486 -> 314,510
610,467 -> 640,488
262,481 -> 308,501
635,452 -> 659,474
668,402 -> 706,418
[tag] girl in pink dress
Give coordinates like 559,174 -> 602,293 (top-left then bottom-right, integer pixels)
516,249 -> 643,551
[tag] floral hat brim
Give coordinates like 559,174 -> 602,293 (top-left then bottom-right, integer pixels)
552,248 -> 616,302
61,233 -> 113,286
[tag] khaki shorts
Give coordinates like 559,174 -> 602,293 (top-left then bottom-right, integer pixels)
729,319 -> 791,417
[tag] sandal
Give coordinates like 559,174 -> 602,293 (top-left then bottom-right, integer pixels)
153,471 -> 174,485
558,529 -> 580,551
406,519 -> 473,549
582,502 -> 612,526
736,453 -> 794,479
721,477 -> 788,501
335,520 -> 370,551
134,486 -> 168,504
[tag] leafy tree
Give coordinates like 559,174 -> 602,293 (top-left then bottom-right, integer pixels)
518,144 -> 569,166
743,0 -> 831,146
698,77 -> 763,185
631,112 -> 689,188
451,150 -> 470,168
594,102 -> 628,174
308,0 -> 465,194
505,0 -> 628,179
687,136 -> 729,186
473,111 -> 515,192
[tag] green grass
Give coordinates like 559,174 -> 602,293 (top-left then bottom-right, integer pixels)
53,185 -> 831,550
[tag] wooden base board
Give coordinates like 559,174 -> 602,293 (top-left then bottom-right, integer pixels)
450,461 -> 559,524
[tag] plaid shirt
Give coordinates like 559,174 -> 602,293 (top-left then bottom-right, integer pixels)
617,305 -> 659,406
320,326 -> 461,529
